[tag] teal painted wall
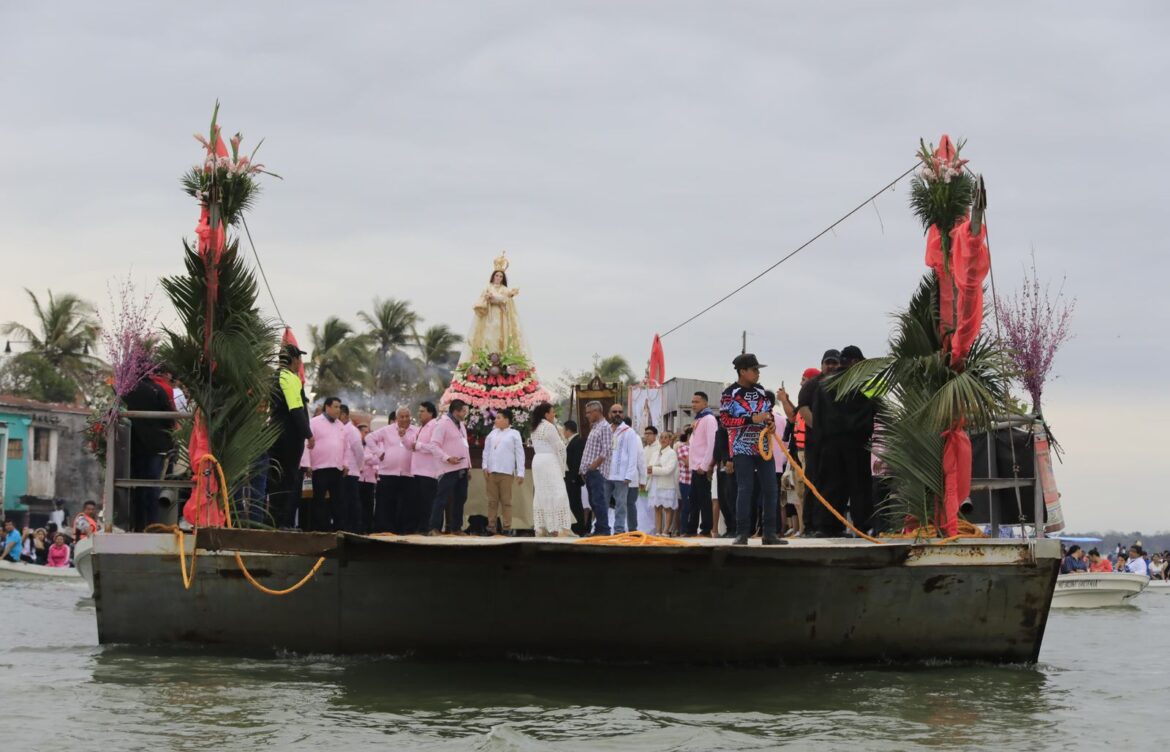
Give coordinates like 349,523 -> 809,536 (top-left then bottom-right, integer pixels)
0,411 -> 32,511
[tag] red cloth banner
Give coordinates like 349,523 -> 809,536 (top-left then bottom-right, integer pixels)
648,334 -> 665,387
183,409 -> 227,527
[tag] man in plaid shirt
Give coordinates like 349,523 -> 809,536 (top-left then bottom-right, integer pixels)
578,401 -> 613,536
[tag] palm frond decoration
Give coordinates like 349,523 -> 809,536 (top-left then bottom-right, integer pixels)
159,240 -> 280,508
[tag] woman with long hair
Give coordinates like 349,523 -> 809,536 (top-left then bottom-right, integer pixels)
528,402 -> 575,537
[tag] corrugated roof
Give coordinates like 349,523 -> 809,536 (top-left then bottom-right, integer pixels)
0,393 -> 90,415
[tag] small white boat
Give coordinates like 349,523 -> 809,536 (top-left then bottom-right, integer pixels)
0,558 -> 83,582
1051,572 -> 1149,608
1145,579 -> 1170,595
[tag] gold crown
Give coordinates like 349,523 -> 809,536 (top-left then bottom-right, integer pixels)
493,252 -> 509,273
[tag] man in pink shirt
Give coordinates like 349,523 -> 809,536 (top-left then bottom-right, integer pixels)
307,397 -> 347,531
422,399 -> 471,535
686,391 -> 718,536
369,406 -> 419,533
338,405 -> 365,533
409,401 -> 441,534
357,422 -> 379,534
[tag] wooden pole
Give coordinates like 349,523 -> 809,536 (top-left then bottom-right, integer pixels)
102,421 -> 115,532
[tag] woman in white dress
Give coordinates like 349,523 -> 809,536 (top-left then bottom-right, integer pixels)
646,431 -> 678,537
528,402 -> 575,537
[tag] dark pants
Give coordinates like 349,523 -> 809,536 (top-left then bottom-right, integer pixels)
802,441 -> 821,532
309,468 -> 342,532
375,475 -> 398,533
130,452 -> 164,532
430,470 -> 469,533
392,476 -> 418,534
413,476 -> 438,534
677,482 -> 691,533
626,485 -> 640,532
241,455 -> 269,526
565,475 -> 586,535
687,472 -> 713,535
339,475 -> 360,533
717,467 -> 738,535
268,437 -> 304,529
584,469 -> 610,536
810,436 -> 874,536
732,454 -> 777,538
358,481 -> 376,534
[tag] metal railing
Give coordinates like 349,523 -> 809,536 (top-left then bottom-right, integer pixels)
102,410 -> 193,531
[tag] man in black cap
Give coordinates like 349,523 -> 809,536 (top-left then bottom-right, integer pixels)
719,354 -> 785,546
806,345 -> 876,536
267,344 -> 312,529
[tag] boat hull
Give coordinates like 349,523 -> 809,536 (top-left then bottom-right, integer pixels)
1146,580 -> 1170,595
90,531 -> 1060,664
1051,572 -> 1149,608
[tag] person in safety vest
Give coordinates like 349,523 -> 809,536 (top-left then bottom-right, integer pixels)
73,500 -> 101,541
267,344 -> 312,529
777,367 -> 821,533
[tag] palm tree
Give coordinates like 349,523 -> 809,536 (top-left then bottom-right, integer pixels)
358,298 -> 420,392
831,276 -> 1014,527
414,324 -> 463,395
1,288 -> 103,402
594,354 -> 637,384
308,317 -> 369,398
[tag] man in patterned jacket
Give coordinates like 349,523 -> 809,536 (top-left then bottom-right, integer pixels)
719,353 -> 785,546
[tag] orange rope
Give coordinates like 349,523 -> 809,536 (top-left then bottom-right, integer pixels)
173,454 -> 326,595
573,531 -> 695,547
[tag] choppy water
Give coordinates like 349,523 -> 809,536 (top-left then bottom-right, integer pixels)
2,577 -> 1166,751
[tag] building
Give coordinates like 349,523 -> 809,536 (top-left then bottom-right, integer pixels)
0,394 -> 103,523
658,377 -> 727,433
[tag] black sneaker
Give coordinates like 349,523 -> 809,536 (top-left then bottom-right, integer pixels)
732,535 -> 749,546
761,534 -> 787,546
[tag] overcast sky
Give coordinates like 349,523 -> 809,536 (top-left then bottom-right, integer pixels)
1,1 -> 1165,531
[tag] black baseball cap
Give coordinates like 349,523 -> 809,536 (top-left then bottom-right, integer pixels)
733,353 -> 766,370
821,349 -> 841,364
281,343 -> 307,360
841,345 -> 865,361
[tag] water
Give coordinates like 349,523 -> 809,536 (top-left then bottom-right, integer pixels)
2,578 -> 1166,751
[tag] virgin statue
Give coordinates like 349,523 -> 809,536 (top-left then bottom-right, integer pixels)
467,252 -> 527,357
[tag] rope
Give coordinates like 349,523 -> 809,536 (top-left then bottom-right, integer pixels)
659,164 -> 918,339
172,453 -> 325,596
240,215 -> 286,325
573,531 -> 695,547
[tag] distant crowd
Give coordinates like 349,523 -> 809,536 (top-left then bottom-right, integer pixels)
1060,542 -> 1169,579
1,500 -> 101,568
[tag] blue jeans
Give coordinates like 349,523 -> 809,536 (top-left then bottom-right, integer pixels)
627,485 -> 640,532
608,479 -> 630,533
430,470 -> 469,533
732,454 -> 777,538
585,470 -> 610,535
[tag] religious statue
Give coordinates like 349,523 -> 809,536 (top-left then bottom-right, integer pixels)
468,252 -> 526,357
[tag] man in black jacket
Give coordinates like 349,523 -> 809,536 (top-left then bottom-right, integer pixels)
563,420 -> 587,535
267,345 -> 312,529
123,372 -> 175,531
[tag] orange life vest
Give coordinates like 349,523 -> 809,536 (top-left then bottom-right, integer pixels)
73,513 -> 99,541
794,414 -> 808,450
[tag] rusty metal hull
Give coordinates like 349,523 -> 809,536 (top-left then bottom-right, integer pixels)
90,532 -> 1060,664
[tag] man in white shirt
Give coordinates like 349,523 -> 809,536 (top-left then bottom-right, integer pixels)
1126,545 -> 1151,576
482,409 -> 525,535
605,404 -> 641,534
